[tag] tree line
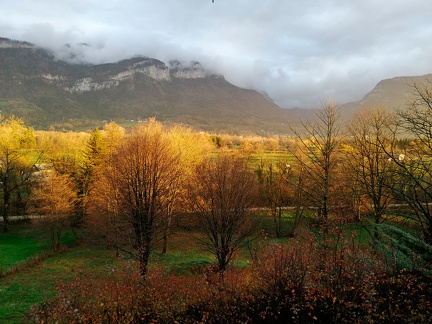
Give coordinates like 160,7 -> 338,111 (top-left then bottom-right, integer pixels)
2,82 -> 432,277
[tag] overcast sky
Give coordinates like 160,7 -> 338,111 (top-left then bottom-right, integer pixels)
1,0 -> 432,108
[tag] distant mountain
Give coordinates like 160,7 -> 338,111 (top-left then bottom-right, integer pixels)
0,37 -> 296,134
340,74 -> 432,118
5,37 -> 428,133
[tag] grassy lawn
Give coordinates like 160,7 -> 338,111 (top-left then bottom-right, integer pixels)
0,213 -> 406,323
0,245 -> 120,323
0,216 -> 286,323
0,222 -> 51,272
0,222 -> 117,323
0,222 -> 229,323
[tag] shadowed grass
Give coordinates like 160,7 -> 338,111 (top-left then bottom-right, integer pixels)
0,222 -> 51,273
0,244 -> 120,323
0,213 -> 397,323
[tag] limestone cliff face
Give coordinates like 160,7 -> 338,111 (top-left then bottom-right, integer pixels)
63,59 -> 219,93
64,77 -> 120,93
171,68 -> 208,79
0,37 -> 219,93
129,60 -> 171,81
42,74 -> 66,82
63,58 -> 171,93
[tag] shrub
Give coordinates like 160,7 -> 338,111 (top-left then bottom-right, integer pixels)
247,232 -> 432,323
27,235 -> 432,323
27,264 -> 213,323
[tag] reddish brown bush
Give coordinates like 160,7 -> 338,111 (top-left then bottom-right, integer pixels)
27,239 -> 432,323
248,232 -> 432,323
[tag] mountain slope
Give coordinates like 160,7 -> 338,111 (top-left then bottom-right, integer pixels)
341,74 -> 432,118
0,37 -> 291,133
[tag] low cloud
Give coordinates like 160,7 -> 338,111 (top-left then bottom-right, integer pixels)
2,0 -> 432,108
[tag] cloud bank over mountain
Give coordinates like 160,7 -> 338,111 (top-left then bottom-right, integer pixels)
2,0 -> 432,108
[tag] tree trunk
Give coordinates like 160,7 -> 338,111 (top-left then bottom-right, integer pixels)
217,250 -> 228,273
50,229 -> 56,251
138,245 -> 150,278
56,229 -> 62,250
271,208 -> 280,238
3,191 -> 10,233
162,210 -> 173,254
115,228 -> 120,258
277,207 -> 282,237
373,212 -> 381,246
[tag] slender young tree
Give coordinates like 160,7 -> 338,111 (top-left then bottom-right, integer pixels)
347,107 -> 396,244
256,161 -> 287,237
256,160 -> 304,237
86,163 -> 126,257
160,125 -> 211,254
86,122 -> 125,257
76,128 -> 105,217
288,102 -> 342,227
31,171 -> 76,250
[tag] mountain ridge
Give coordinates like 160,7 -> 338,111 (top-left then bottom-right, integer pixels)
0,37 -> 294,133
2,37 -> 432,133
340,74 -> 432,118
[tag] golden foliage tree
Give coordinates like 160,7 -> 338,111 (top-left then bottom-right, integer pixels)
85,123 -> 126,256
160,125 -> 212,254
108,119 -> 182,276
31,172 -> 76,250
0,116 -> 37,232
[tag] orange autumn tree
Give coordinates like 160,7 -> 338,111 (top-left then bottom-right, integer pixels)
31,171 -> 76,250
189,154 -> 258,272
108,119 -> 182,276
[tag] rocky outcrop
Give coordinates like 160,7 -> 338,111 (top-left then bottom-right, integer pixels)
63,58 -> 221,93
169,60 -> 215,79
0,37 -> 33,49
64,59 -> 171,93
129,60 -> 170,81
64,77 -> 120,93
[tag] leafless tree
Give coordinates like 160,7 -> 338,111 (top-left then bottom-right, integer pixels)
347,107 -> 396,244
256,160 -> 287,237
288,102 -> 342,227
384,81 -> 432,244
256,160 -> 304,237
189,154 -> 258,272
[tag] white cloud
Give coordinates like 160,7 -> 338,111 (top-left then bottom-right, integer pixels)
1,0 -> 432,108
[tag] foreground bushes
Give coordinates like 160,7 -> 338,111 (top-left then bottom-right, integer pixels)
27,238 -> 432,323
